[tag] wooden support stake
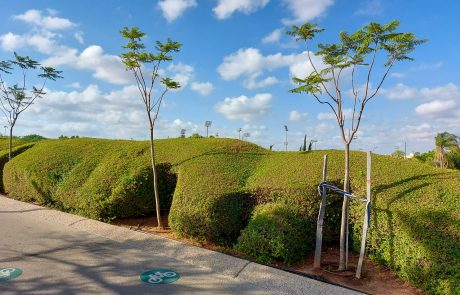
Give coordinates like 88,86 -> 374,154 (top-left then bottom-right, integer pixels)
356,151 -> 372,278
345,197 -> 349,269
314,154 -> 328,268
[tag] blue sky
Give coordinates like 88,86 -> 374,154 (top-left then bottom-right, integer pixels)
0,0 -> 459,153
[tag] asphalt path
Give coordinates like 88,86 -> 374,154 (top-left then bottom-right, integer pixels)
0,196 -> 363,295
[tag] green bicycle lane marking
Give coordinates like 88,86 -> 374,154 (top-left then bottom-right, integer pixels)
140,269 -> 180,284
0,268 -> 23,282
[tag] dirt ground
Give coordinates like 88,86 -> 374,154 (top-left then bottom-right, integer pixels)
112,216 -> 425,295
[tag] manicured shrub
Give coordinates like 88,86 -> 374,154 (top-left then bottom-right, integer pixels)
3,138 -> 459,294
350,155 -> 460,295
168,152 -> 263,245
0,143 -> 35,191
235,202 -> 315,264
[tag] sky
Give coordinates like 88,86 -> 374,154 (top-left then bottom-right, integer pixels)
0,0 -> 459,154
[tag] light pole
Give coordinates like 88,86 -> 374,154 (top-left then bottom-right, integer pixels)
311,139 -> 318,150
180,129 -> 186,138
284,125 -> 288,151
238,128 -> 242,140
404,141 -> 407,159
205,121 -> 212,138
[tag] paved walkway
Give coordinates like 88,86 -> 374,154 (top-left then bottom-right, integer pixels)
0,195 -> 363,294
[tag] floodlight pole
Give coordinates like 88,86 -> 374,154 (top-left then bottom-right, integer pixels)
404,141 -> 407,159
205,121 -> 212,138
284,125 -> 288,151
238,128 -> 242,140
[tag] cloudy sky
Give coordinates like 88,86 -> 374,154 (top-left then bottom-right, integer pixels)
0,0 -> 459,153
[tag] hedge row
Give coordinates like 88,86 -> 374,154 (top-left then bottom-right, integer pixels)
4,138 -> 460,294
0,143 -> 35,191
350,155 -> 460,295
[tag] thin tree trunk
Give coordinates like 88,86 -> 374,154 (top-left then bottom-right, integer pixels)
149,127 -> 163,229
8,125 -> 13,161
339,142 -> 351,270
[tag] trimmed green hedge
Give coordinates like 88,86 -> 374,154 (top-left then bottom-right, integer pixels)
0,143 -> 35,192
350,155 -> 460,295
4,138 -> 179,219
168,152 -> 262,245
3,138 -> 460,294
235,202 -> 315,264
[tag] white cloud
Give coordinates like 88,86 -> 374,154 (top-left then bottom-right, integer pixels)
382,83 -> 460,101
243,73 -> 278,89
158,0 -> 197,22
381,83 -> 418,100
213,0 -> 269,20
43,45 -> 132,85
74,31 -> 84,44
13,9 -> 75,30
191,82 -> 214,96
419,83 -> 460,100
68,82 -> 81,89
0,32 -> 25,51
18,84 -> 195,139
167,62 -> 194,88
415,100 -> 456,116
355,0 -> 383,16
215,93 -> 272,121
262,28 -> 283,44
0,30 -> 63,54
317,108 -> 353,120
317,112 -> 336,121
217,48 -> 321,87
289,110 -> 308,121
282,0 -> 334,25
390,72 -> 405,79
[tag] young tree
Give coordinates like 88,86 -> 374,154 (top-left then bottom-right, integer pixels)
0,53 -> 62,160
288,21 -> 425,270
120,27 -> 181,229
434,132 -> 459,168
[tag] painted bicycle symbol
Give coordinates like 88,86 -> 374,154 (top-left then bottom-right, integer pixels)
140,269 -> 180,285
0,268 -> 15,278
0,267 -> 22,282
147,271 -> 177,284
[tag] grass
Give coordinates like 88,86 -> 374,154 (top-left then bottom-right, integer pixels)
3,137 -> 460,294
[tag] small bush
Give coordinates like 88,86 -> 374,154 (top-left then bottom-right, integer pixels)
168,152 -> 263,245
235,202 -> 315,265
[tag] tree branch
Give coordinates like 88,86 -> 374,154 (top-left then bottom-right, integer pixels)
305,45 -> 337,103
363,44 -> 378,101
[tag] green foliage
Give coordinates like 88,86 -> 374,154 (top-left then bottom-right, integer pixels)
447,151 -> 460,169
288,20 -> 426,97
21,134 -> 46,142
235,202 -> 315,264
434,132 -> 459,168
189,133 -> 203,139
414,150 -> 435,164
391,149 -> 405,158
0,143 -> 34,191
349,155 -> 460,295
4,138 -> 459,294
0,52 -> 62,158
